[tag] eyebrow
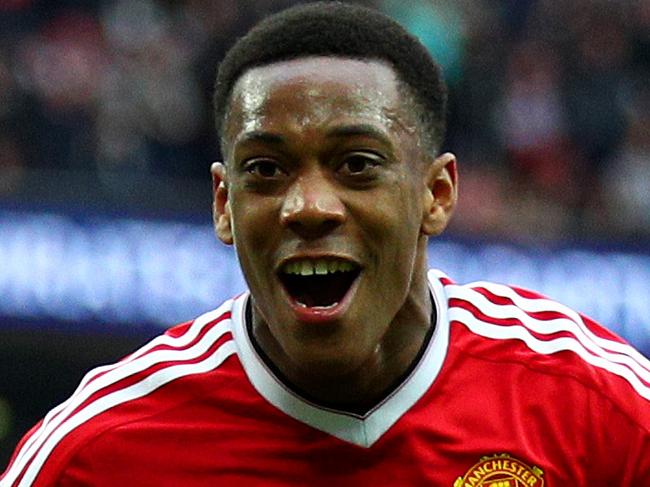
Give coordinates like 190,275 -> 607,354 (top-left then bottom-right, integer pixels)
234,124 -> 393,148
326,124 -> 393,147
236,130 -> 285,146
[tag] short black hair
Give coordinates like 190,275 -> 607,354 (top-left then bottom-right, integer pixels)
213,1 -> 448,155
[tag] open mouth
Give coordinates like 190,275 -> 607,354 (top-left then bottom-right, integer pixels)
279,258 -> 361,308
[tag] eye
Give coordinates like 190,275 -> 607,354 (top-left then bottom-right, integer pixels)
338,152 -> 383,176
244,159 -> 286,179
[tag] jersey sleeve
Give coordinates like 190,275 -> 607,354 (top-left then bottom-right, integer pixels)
0,419 -> 71,486
0,308 -> 234,486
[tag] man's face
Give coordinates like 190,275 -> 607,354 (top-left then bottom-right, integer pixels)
214,57 -> 455,376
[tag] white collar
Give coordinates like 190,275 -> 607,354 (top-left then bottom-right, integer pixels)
230,270 -> 451,448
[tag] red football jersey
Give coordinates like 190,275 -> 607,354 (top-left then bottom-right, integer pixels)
2,270 -> 649,486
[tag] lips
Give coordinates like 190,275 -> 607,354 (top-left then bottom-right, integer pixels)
278,257 -> 361,321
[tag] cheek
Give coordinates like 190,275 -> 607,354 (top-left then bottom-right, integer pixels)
365,180 -> 422,239
230,201 -> 275,262
230,188 -> 275,229
351,193 -> 420,285
378,183 -> 423,258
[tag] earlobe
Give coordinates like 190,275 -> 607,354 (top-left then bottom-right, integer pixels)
211,162 -> 234,245
421,152 -> 458,236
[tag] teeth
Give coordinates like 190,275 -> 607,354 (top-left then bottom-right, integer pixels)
283,258 -> 356,276
300,261 -> 313,276
340,261 -> 353,272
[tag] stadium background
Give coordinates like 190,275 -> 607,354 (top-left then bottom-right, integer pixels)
0,0 -> 648,467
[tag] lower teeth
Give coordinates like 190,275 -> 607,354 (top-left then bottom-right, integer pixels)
297,299 -> 339,309
296,293 -> 339,308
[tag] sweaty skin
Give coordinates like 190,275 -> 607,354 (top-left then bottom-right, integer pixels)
213,57 -> 457,411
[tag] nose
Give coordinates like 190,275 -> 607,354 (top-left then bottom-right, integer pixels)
280,171 -> 346,238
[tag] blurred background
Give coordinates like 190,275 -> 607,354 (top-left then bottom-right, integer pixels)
0,0 -> 649,466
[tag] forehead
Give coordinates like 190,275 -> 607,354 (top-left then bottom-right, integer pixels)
225,57 -> 414,145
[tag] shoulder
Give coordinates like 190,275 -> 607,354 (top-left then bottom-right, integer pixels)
429,269 -> 650,431
0,299 -> 240,487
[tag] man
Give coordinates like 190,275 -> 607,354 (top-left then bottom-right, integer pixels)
3,2 -> 649,486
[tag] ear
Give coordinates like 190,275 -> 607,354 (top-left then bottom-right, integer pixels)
421,152 -> 458,236
211,162 -> 233,245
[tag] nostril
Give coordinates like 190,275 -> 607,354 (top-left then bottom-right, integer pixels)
286,219 -> 342,239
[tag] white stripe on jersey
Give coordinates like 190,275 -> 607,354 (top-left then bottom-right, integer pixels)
464,280 -> 650,370
429,268 -> 650,371
446,284 -> 650,383
445,284 -> 650,401
10,299 -> 234,481
449,306 -> 650,402
1,304 -> 235,487
19,341 -> 236,487
4,302 -> 232,486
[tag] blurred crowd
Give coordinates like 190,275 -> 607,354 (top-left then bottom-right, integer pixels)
0,0 -> 648,243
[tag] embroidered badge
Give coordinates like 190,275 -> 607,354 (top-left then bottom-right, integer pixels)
454,453 -> 544,487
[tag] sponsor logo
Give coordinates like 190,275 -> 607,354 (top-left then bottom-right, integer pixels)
454,453 -> 544,487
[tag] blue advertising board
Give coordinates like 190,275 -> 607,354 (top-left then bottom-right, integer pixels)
0,209 -> 648,355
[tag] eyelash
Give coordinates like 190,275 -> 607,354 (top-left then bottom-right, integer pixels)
243,159 -> 286,178
338,152 -> 383,175
241,151 -> 385,182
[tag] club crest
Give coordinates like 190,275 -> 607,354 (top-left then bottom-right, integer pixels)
454,453 -> 544,487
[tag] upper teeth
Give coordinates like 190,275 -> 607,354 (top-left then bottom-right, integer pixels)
283,259 -> 355,276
